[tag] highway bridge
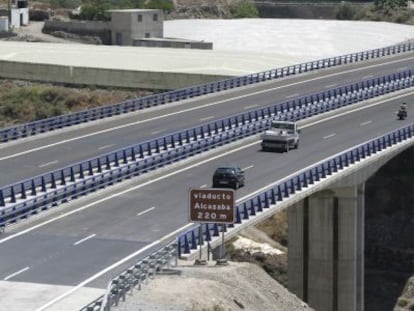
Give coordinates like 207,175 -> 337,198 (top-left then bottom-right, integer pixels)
0,47 -> 413,311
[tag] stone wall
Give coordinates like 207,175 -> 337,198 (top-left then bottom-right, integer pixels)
43,20 -> 111,44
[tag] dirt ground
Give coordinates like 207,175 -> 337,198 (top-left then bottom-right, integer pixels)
116,260 -> 314,311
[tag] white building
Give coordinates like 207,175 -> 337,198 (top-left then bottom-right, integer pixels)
0,0 -> 29,28
108,9 -> 163,46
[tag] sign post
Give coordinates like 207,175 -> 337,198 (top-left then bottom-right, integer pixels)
189,188 -> 236,265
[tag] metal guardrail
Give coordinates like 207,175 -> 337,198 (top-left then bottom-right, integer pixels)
177,123 -> 414,257
79,242 -> 178,311
1,69 -> 413,228
1,41 -> 414,143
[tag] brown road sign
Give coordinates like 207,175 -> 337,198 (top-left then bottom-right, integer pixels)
189,188 -> 236,224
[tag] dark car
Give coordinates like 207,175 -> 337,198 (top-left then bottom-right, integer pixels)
212,166 -> 245,190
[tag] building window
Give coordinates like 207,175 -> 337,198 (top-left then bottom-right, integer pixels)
145,33 -> 150,38
153,14 -> 158,21
137,14 -> 142,22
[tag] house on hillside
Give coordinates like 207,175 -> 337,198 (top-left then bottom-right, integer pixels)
108,9 -> 163,46
107,9 -> 212,49
0,0 -> 29,28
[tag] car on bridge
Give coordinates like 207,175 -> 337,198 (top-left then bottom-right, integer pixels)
212,166 -> 245,190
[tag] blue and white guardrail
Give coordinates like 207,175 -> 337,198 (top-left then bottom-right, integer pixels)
1,41 -> 413,143
80,242 -> 177,311
1,69 -> 413,228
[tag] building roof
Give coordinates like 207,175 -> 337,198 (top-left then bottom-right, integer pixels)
106,9 -> 160,13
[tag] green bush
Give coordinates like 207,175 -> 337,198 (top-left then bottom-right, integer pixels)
79,4 -> 111,21
145,0 -> 174,11
398,297 -> 409,307
230,0 -> 259,18
336,1 -> 356,20
49,0 -> 82,9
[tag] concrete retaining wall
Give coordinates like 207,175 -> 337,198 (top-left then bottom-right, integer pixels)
0,60 -> 229,90
43,20 -> 111,44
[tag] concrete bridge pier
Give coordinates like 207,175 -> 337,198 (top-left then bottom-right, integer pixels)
288,185 -> 365,311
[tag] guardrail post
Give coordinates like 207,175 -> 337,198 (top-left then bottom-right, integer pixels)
302,172 -> 308,188
249,199 -> 256,216
204,224 -> 212,241
277,185 -> 283,201
295,175 -> 302,191
183,235 -> 190,254
88,161 -> 93,176
30,179 -> 36,196
235,208 -> 242,224
130,147 -> 136,161
191,231 -> 197,250
213,224 -> 220,236
10,186 -> 16,203
20,183 -> 26,199
39,176 -> 46,192
114,153 -> 120,167
50,173 -> 56,189
147,142 -> 152,156
307,170 -> 314,185
78,164 -> 84,179
97,158 -> 102,173
283,183 -> 290,198
59,170 -> 65,186
257,196 -> 263,212
243,203 -> 249,219
100,157 -> 107,173
0,190 -> 4,207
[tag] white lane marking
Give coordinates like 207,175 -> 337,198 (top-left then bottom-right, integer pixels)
242,165 -> 254,171
2,90 -> 414,246
323,133 -> 336,139
244,104 -> 258,110
98,144 -> 114,150
73,234 -> 96,246
362,75 -> 373,79
200,184 -> 208,188
325,84 -> 337,88
286,93 -> 299,99
200,116 -> 215,122
38,160 -> 58,168
360,120 -> 372,126
151,130 -> 163,135
137,206 -> 155,216
35,223 -> 194,311
2,56 -> 412,161
4,267 -> 29,281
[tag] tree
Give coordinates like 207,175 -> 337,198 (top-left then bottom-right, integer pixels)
230,0 -> 259,18
336,1 -> 356,20
145,0 -> 174,11
374,0 -> 408,10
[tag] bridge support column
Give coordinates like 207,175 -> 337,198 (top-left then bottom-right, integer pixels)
288,185 -> 364,311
